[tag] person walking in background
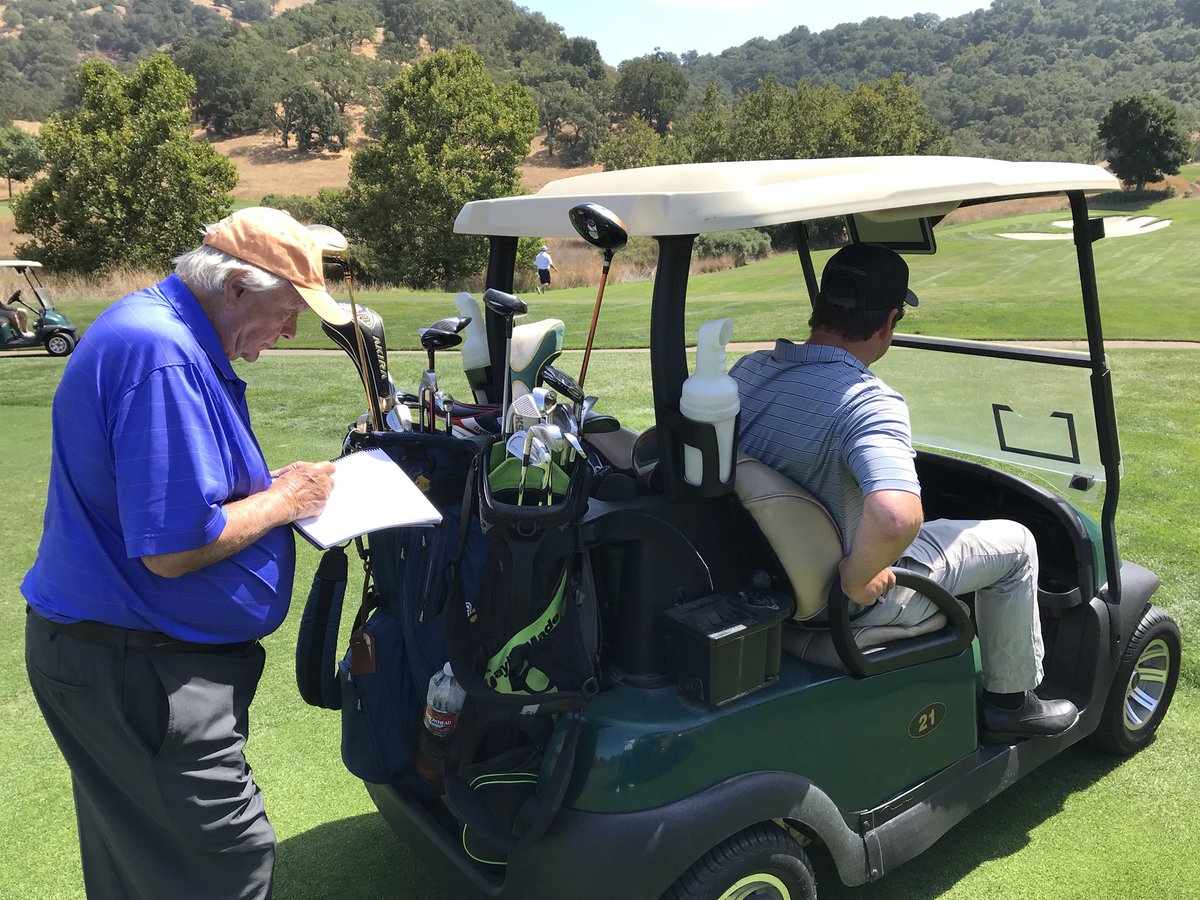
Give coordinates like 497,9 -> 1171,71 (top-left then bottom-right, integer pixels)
22,207 -> 351,898
534,243 -> 557,293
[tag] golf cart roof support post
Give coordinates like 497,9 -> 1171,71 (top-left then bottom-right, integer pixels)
1067,190 -> 1122,612
485,236 -> 519,404
650,234 -> 697,495
793,221 -> 820,306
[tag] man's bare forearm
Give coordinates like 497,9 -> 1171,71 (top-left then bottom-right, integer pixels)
142,461 -> 334,578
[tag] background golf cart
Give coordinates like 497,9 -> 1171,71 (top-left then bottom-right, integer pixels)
0,260 -> 78,356
359,157 -> 1179,900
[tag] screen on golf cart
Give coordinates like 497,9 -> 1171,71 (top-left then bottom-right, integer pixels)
871,345 -> 1109,502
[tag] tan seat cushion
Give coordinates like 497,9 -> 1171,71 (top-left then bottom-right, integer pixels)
735,454 -> 953,667
735,455 -> 843,622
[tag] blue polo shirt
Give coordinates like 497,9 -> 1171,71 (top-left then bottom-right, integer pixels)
22,275 -> 296,642
731,340 -> 920,555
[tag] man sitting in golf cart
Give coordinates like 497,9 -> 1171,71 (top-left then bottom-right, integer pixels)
1,290 -> 33,337
731,243 -> 1079,740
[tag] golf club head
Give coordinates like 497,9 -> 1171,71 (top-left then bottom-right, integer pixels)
430,315 -> 471,335
568,202 -> 629,252
531,387 -> 558,418
322,303 -> 392,411
307,223 -> 350,260
509,392 -> 542,427
418,327 -> 464,353
481,288 -> 527,322
540,364 -> 584,405
581,413 -> 621,434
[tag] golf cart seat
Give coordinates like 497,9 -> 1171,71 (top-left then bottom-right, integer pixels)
735,455 -> 967,675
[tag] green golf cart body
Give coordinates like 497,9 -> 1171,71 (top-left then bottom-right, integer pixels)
359,156 -> 1179,899
0,259 -> 78,356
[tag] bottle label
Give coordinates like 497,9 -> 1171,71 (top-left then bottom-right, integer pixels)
424,705 -> 458,736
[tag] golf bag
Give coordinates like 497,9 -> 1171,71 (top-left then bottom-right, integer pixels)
441,441 -> 602,861
294,429 -> 488,792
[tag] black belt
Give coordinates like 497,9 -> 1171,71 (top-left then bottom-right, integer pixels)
27,606 -> 258,655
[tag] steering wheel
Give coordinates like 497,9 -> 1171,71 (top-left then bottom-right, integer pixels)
827,567 -> 976,677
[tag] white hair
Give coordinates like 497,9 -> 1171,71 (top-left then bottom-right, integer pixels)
173,240 -> 287,296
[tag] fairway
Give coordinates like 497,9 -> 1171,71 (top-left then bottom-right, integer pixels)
3,200 -> 1198,898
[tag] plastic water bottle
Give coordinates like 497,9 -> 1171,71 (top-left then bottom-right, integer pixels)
416,662 -> 466,791
679,317 -> 739,486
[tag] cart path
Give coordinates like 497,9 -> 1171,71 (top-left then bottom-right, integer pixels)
262,340 -> 1200,356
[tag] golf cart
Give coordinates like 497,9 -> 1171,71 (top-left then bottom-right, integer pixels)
318,157 -> 1179,900
0,260 -> 78,356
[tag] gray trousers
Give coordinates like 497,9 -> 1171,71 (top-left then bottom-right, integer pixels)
25,612 -> 275,899
856,518 -> 1046,694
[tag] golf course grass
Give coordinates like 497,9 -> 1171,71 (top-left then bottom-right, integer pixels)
3,200 -> 1198,898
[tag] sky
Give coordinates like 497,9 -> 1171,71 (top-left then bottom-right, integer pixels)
522,0 -> 991,66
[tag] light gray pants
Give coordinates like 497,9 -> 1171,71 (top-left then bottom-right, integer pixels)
25,612 -> 275,899
854,518 -> 1045,693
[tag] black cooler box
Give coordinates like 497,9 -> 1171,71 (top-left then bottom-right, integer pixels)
662,589 -> 794,706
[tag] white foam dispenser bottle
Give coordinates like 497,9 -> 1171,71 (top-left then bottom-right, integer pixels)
680,317 -> 739,487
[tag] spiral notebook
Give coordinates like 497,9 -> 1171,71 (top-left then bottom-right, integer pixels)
293,446 -> 442,549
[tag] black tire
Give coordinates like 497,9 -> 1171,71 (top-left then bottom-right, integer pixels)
663,823 -> 817,900
1090,604 -> 1180,755
45,332 -> 76,357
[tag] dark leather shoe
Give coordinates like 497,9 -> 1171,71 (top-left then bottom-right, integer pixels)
982,692 -> 1079,742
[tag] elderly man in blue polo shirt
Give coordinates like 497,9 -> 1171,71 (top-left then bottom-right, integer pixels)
22,208 -> 352,898
731,243 -> 1079,742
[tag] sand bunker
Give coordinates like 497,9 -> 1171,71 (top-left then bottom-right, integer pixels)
1001,215 -> 1172,241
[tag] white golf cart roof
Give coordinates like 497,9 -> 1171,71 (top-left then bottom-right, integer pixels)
0,259 -> 43,269
455,156 -> 1118,238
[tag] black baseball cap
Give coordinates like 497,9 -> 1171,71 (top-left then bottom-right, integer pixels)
819,243 -> 919,310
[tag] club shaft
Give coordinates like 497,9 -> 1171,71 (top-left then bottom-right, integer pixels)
578,267 -> 610,389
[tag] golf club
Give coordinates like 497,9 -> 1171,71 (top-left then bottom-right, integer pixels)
433,389 -> 456,434
568,202 -> 628,389
308,224 -> 387,432
417,327 -> 463,432
539,364 -> 584,406
482,288 -> 528,433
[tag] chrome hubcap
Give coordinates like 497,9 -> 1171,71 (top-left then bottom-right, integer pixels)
719,874 -> 790,900
1124,637 -> 1171,731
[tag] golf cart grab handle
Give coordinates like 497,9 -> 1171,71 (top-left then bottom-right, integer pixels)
828,568 -> 975,678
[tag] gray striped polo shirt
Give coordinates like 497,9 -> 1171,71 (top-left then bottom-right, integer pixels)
730,340 -> 921,554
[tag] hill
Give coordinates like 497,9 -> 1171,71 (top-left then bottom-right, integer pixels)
2,0 -> 1198,172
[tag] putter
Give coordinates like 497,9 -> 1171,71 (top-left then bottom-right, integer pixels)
568,202 -> 628,388
417,327 -> 463,432
482,288 -> 528,434
308,224 -> 387,432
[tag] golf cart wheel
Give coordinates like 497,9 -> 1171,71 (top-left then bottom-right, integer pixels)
1091,604 -> 1180,756
45,332 -> 75,357
664,823 -> 816,900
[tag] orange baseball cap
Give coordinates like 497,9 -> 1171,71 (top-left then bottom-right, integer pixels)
202,207 -> 352,325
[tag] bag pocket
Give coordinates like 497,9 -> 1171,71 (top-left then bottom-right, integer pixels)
338,611 -> 427,791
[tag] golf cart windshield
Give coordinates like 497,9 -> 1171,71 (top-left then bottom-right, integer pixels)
872,341 -> 1109,501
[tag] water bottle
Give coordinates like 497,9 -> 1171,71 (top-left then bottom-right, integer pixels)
679,317 -> 739,486
416,662 -> 466,792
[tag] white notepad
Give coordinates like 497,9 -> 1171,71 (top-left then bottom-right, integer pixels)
293,447 -> 442,549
